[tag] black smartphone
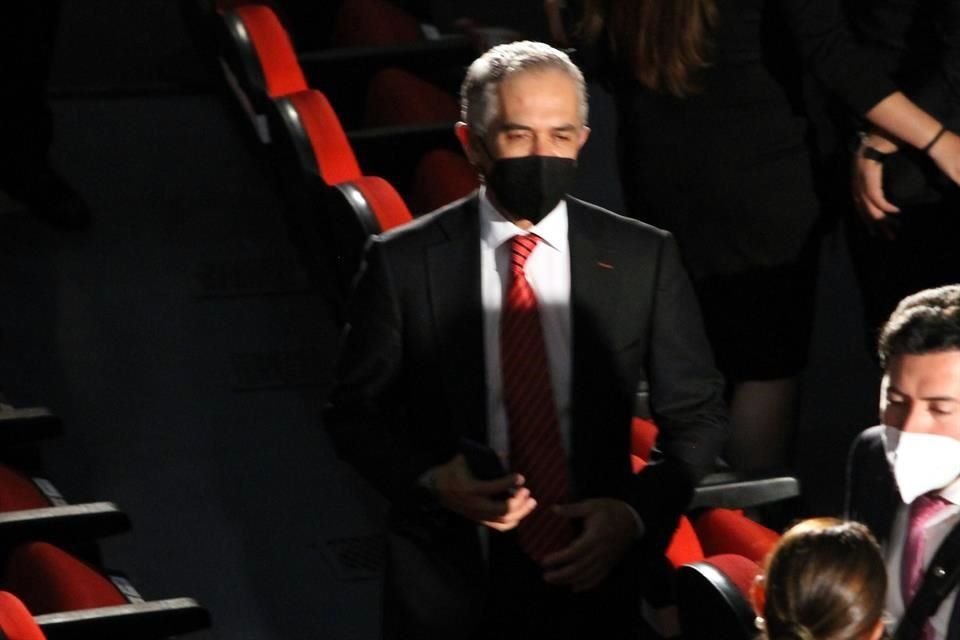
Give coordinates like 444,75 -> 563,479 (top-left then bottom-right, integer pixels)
460,438 -> 516,498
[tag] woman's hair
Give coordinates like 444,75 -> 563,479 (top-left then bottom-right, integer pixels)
580,0 -> 718,97
761,518 -> 886,640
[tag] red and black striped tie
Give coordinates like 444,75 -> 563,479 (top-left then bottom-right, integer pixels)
500,233 -> 574,564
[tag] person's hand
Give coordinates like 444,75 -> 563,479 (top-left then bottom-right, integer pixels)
852,131 -> 900,226
541,498 -> 640,592
432,454 -> 536,531
927,128 -> 960,186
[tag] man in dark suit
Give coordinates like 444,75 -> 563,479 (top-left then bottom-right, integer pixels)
847,285 -> 960,640
325,41 -> 728,640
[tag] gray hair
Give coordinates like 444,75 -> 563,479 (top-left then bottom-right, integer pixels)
460,40 -> 588,137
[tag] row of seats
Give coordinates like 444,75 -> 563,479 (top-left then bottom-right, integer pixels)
189,0 -> 481,310
0,403 -> 210,639
185,2 -> 795,636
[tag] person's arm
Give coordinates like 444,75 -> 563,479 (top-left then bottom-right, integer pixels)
634,233 -> 729,550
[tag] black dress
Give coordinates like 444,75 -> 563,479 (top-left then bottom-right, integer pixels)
604,0 -> 894,381
844,0 -> 960,331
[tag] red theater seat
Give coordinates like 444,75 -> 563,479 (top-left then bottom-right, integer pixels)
5,542 -> 128,614
277,89 -> 362,185
229,4 -> 306,99
332,0 -> 423,48
0,591 -> 45,640
693,507 -> 780,565
408,149 -> 479,215
364,68 -> 460,129
677,554 -> 760,640
3,543 -> 211,639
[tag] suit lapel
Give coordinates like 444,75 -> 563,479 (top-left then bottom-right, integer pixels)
426,199 -> 487,443
568,200 -> 624,368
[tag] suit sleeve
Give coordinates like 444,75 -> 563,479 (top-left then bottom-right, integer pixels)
630,234 -> 730,552
323,238 -> 437,504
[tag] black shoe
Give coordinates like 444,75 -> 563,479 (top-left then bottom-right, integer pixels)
24,171 -> 92,231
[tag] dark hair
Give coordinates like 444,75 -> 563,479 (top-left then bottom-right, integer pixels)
761,518 -> 886,640
878,285 -> 960,368
579,0 -> 718,97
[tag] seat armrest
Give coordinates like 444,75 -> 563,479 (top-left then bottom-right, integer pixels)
0,502 -> 131,546
36,597 -> 211,640
690,473 -> 800,510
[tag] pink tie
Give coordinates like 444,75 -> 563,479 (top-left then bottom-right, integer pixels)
902,493 -> 952,640
500,234 -> 574,564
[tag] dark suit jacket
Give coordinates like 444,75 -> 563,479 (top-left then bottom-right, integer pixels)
846,425 -> 960,640
325,193 -> 728,637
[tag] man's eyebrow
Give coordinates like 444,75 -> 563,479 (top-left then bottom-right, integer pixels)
886,384 -> 960,402
496,123 -> 579,132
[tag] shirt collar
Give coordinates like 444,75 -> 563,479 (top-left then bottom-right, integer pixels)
940,476 -> 960,505
479,186 -> 568,252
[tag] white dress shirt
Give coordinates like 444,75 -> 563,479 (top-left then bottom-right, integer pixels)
885,477 -> 960,639
479,186 -> 572,464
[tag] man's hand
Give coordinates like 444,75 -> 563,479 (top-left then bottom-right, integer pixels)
432,454 -> 536,531
852,131 -> 900,225
541,498 -> 640,592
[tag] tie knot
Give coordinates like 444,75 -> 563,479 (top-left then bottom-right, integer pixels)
509,234 -> 541,273
910,493 -> 952,527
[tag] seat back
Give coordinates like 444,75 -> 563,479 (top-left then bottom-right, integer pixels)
226,4 -> 307,100
276,90 -> 362,184
408,149 -> 479,215
0,467 -> 52,512
693,508 -> 779,564
332,0 -> 423,48
364,68 -> 460,129
677,554 -> 760,640
0,591 -> 45,640
4,542 -> 128,615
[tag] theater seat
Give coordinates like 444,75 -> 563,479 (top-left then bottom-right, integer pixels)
0,466 -> 129,548
677,554 -> 760,640
217,3 -> 307,141
332,0 -> 423,48
692,507 -> 780,565
4,542 -> 210,640
5,542 -> 128,614
363,68 -> 460,129
270,89 -> 362,187
0,591 -> 45,640
408,149 -> 479,215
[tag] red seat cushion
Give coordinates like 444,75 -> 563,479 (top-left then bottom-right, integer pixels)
234,5 -> 307,98
0,467 -> 50,512
287,90 -> 362,184
5,542 -> 127,614
630,417 -> 658,462
409,149 -> 479,214
666,516 -> 705,568
364,68 -> 460,128
0,591 -> 45,640
333,0 -> 423,47
693,509 -> 780,565
351,176 -> 412,232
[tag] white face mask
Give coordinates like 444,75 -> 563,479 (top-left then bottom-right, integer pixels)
883,426 -> 960,504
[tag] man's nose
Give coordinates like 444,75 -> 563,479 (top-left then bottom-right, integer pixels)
898,406 -> 928,433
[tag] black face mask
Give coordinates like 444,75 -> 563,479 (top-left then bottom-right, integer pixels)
485,155 -> 578,224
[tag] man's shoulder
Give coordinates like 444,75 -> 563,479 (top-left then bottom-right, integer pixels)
566,195 -> 671,242
373,193 -> 478,251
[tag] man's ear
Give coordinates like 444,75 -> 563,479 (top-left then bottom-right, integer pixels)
455,122 -> 479,164
578,125 -> 591,151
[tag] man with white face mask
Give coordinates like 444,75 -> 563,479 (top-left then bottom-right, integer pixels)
847,284 -> 960,640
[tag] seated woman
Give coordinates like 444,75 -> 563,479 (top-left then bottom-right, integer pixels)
754,518 -> 888,640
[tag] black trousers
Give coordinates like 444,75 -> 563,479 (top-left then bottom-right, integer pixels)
475,530 -> 644,640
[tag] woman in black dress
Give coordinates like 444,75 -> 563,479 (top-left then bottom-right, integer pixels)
576,0 -> 960,473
